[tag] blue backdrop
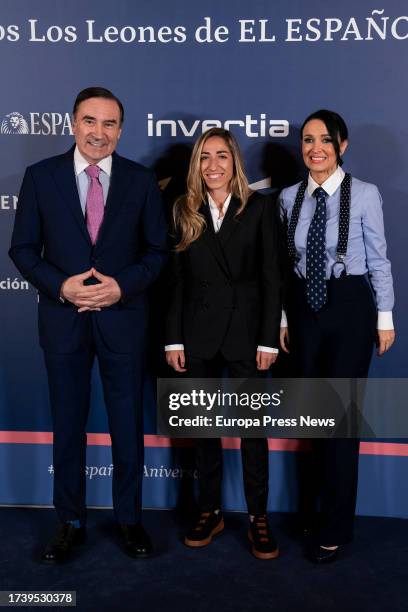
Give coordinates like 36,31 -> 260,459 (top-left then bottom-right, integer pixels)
1,0 -> 407,516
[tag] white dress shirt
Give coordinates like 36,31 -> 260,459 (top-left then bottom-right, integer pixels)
207,192 -> 231,232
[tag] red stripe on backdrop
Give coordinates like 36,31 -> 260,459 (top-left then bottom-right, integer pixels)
0,431 -> 54,444
359,441 -> 408,456
1,431 -> 408,456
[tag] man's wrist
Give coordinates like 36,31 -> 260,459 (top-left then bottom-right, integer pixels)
114,278 -> 124,303
59,279 -> 68,303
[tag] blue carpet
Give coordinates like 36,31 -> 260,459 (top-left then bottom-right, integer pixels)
1,508 -> 407,611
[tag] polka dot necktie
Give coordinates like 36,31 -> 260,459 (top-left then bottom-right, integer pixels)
306,187 -> 327,311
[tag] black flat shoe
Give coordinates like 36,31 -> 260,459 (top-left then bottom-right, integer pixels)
120,523 -> 152,558
42,524 -> 86,564
309,545 -> 339,564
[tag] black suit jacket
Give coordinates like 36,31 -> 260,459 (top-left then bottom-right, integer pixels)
165,192 -> 281,360
9,147 -> 168,354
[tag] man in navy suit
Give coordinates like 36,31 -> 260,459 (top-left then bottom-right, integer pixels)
9,87 -> 168,563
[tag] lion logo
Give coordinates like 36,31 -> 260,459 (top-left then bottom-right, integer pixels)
1,112 -> 29,134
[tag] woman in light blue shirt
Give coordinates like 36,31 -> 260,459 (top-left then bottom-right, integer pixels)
279,109 -> 395,563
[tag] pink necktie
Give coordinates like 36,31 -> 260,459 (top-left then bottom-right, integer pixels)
85,165 -> 104,244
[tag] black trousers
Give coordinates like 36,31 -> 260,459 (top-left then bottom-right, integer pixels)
287,274 -> 376,545
185,353 -> 268,516
44,315 -> 145,526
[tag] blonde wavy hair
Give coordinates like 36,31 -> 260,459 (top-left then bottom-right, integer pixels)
173,127 -> 250,251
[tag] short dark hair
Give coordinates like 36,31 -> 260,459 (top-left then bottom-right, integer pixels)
73,87 -> 124,125
301,109 -> 348,166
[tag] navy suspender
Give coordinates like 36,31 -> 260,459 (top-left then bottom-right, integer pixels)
287,179 -> 307,265
336,173 -> 352,269
286,173 -> 352,274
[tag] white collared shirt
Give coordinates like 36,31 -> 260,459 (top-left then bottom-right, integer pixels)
207,193 -> 231,232
307,165 -> 345,197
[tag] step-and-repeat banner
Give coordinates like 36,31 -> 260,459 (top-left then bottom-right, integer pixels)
1,1 -> 407,517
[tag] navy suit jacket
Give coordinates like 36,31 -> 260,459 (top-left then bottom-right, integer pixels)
9,147 -> 168,354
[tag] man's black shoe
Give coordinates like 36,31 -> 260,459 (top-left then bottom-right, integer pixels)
309,545 -> 339,564
120,523 -> 152,558
184,511 -> 224,547
248,515 -> 279,560
42,524 -> 86,564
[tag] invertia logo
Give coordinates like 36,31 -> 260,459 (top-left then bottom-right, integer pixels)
1,112 -> 72,135
147,113 -> 289,138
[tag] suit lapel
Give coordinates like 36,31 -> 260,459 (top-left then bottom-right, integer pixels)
96,152 -> 132,245
52,147 -> 91,245
216,196 -> 241,248
200,201 -> 230,277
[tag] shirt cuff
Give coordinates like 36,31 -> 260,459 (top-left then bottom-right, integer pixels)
257,346 -> 279,354
280,309 -> 288,327
165,344 -> 184,351
377,311 -> 394,330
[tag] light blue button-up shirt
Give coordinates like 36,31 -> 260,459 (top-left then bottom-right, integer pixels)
279,166 -> 394,329
73,146 -> 111,213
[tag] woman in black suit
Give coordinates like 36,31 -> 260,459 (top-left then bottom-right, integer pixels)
165,127 -> 281,559
279,110 -> 395,563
